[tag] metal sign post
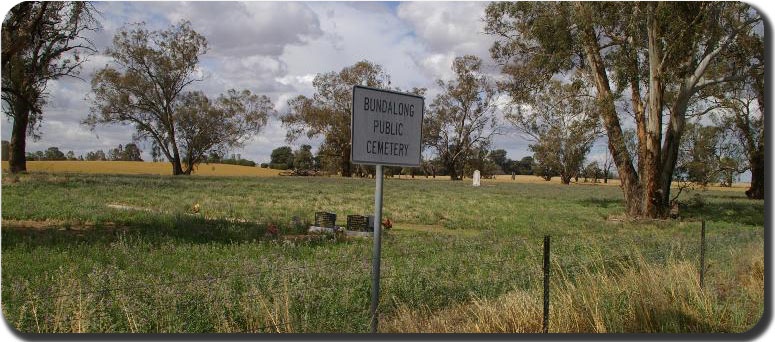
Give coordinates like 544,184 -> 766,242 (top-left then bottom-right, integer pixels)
351,85 -> 423,333
370,164 -> 384,333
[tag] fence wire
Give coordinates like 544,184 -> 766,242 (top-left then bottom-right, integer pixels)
3,224 -> 760,333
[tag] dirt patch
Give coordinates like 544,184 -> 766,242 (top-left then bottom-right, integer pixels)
106,203 -> 155,212
392,223 -> 480,237
1,219 -> 122,232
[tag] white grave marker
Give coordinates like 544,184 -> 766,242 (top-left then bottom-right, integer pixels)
473,170 -> 481,186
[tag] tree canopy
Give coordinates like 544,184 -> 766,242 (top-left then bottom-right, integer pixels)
2,2 -> 99,172
485,1 -> 762,216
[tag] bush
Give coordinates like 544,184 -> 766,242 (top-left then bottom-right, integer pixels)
260,163 -> 269,168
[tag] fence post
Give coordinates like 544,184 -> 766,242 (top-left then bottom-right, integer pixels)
700,220 -> 706,289
543,235 -> 550,333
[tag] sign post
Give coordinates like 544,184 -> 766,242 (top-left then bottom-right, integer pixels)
351,85 -> 423,333
369,164 -> 383,333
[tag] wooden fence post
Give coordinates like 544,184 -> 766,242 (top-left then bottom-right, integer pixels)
700,220 -> 706,289
543,235 -> 550,333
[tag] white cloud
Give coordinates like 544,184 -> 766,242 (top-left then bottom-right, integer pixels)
0,1 -> 536,166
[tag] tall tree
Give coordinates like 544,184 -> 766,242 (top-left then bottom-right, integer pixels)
85,149 -> 106,161
424,55 -> 499,180
44,146 -> 66,160
710,23 -> 764,198
2,2 -> 99,173
270,146 -> 294,170
486,2 -> 761,217
123,143 -> 143,161
175,90 -> 271,173
507,80 -> 599,184
293,144 -> 314,170
281,61 -> 392,177
487,149 -> 510,173
86,21 -> 208,175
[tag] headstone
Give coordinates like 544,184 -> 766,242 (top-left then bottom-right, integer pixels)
473,170 -> 481,187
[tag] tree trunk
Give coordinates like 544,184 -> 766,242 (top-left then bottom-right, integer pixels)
643,4 -> 666,218
448,161 -> 460,180
576,5 -> 643,217
747,152 -> 764,199
9,103 -> 30,173
170,158 -> 184,175
561,175 -> 572,185
340,147 -> 352,177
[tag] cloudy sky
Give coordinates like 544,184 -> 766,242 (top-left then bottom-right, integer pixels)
1,0 -> 766,180
1,1 -> 548,164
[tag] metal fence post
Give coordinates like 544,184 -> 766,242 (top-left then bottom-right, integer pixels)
700,220 -> 706,289
543,235 -> 550,333
370,164 -> 384,333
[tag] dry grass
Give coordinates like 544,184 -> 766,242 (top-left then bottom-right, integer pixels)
1,161 -> 281,177
382,243 -> 763,333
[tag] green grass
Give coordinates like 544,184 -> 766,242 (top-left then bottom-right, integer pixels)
0,172 -> 764,333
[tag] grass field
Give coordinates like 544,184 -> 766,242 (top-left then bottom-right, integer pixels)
0,170 -> 764,333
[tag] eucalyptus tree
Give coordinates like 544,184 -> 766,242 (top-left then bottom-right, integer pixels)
708,21 -> 764,198
506,80 -> 600,185
281,61 -> 392,177
423,55 -> 499,180
175,89 -> 272,174
485,2 -> 762,217
88,21 -> 270,175
2,2 -> 99,172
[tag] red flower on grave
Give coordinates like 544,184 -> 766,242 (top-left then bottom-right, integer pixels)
382,218 -> 392,229
267,223 -> 278,236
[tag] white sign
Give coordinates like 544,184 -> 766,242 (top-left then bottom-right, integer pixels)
351,85 -> 424,167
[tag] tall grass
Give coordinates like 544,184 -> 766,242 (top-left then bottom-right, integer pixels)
382,242 -> 763,333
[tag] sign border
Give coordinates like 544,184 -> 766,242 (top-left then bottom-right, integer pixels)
350,85 -> 425,167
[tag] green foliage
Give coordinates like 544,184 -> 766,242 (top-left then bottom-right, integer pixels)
281,61 -> 392,177
293,145 -> 314,170
424,55 -> 498,180
270,146 -> 294,169
43,147 -> 66,161
2,2 -> 99,172
507,81 -> 598,184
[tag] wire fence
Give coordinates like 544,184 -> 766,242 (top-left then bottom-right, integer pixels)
2,221 -> 763,333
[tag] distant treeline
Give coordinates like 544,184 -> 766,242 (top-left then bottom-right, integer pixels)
264,144 -> 583,179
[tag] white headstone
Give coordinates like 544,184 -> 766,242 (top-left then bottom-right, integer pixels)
473,170 -> 481,186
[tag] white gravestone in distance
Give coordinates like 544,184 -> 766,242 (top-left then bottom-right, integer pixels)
351,85 -> 424,167
473,170 -> 481,186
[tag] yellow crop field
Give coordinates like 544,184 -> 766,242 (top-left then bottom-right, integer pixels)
1,160 -> 748,191
394,173 -> 748,192
1,161 -> 282,177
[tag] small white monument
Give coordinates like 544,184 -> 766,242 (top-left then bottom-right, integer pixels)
473,170 -> 481,187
